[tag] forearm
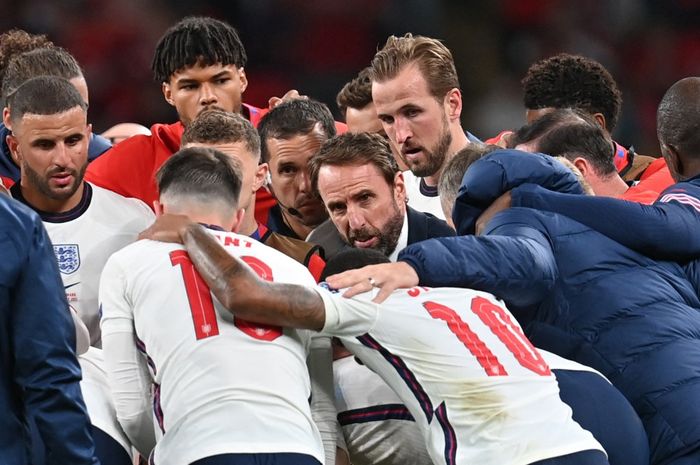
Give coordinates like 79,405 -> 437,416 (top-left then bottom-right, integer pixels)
182,224 -> 326,330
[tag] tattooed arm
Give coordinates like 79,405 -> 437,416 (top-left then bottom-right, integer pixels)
179,221 -> 327,331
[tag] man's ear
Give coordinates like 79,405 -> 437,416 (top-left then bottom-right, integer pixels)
592,113 -> 607,132
572,157 -> 591,177
238,67 -> 248,94
253,162 -> 269,191
661,142 -> 683,181
444,88 -> 462,123
162,82 -> 175,106
2,107 -> 10,128
7,133 -> 20,165
153,200 -> 164,217
393,171 -> 407,204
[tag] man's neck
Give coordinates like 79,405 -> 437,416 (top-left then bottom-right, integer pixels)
282,209 -> 315,240
592,174 -> 629,198
239,200 -> 258,236
21,182 -> 85,213
423,131 -> 471,187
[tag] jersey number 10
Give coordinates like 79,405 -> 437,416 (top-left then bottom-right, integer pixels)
170,250 -> 282,341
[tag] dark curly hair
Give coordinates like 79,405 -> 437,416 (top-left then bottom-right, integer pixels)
151,16 -> 247,83
521,53 -> 622,131
0,29 -> 53,88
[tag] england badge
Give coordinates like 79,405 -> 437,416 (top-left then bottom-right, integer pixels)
54,244 -> 81,274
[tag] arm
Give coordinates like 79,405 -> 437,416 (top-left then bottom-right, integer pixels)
512,182 -> 700,260
307,335 -> 337,465
99,256 -> 156,457
182,221 -> 327,330
13,216 -> 98,465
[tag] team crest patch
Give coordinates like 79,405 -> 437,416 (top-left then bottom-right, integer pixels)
54,244 -> 80,274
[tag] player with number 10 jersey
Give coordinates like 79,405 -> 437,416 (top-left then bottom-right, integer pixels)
99,229 -> 328,465
316,285 -> 605,465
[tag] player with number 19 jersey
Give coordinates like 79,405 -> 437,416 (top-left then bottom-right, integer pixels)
316,286 -> 604,465
99,229 -> 327,465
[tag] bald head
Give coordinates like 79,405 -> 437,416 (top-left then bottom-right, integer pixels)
657,77 -> 700,180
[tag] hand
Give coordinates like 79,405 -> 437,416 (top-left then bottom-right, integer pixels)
138,213 -> 195,244
325,262 -> 419,304
475,191 -> 512,235
268,89 -> 308,109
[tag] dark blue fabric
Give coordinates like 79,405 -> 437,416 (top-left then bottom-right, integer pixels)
554,369 -> 649,465
398,151 -> 700,465
530,450 -> 609,465
405,205 -> 455,244
92,427 -> 131,465
0,122 -> 111,182
0,195 -> 97,465
452,149 -> 584,235
511,175 -> 700,261
190,453 -> 320,465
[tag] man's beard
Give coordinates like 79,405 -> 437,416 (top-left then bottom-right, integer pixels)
347,200 -> 404,256
23,160 -> 86,201
408,115 -> 452,178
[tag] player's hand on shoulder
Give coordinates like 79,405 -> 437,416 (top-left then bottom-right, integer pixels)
476,190 -> 512,236
139,213 -> 194,244
325,262 -> 419,304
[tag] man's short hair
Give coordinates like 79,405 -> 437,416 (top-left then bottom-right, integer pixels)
534,115 -> 616,176
152,16 -> 247,83
0,29 -> 52,86
370,33 -> 460,101
522,53 -> 622,131
336,67 -> 373,118
2,47 -> 82,106
438,144 -> 498,216
320,248 -> 390,281
156,146 -> 243,209
657,77 -> 700,162
181,109 -> 261,160
257,98 -> 336,163
9,75 -> 87,126
309,132 -> 398,193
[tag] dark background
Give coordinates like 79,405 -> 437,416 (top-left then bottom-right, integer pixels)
3,0 -> 699,154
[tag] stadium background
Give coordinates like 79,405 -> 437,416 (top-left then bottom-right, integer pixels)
4,0 -> 700,155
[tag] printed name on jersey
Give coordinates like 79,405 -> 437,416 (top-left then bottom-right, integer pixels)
54,244 -> 81,274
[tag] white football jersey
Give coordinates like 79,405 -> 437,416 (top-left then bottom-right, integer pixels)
317,286 -> 603,465
334,356 -> 432,465
42,183 -> 154,346
403,170 -> 446,220
100,230 -> 326,465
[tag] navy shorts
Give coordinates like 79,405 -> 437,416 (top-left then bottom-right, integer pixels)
554,369 -> 649,465
190,453 -> 321,465
531,449 -> 609,465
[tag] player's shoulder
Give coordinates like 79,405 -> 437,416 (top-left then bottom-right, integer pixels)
89,183 -> 155,222
107,238 -> 181,270
215,230 -> 315,284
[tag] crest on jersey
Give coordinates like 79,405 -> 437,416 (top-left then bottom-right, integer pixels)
54,244 -> 80,274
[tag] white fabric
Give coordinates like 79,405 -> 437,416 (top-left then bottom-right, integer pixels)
317,286 -> 604,465
45,183 -> 154,346
334,356 -> 432,465
403,170 -> 445,220
100,230 -> 330,465
79,347 -> 133,458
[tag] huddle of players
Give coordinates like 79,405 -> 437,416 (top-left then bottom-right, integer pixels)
5,12 -> 700,465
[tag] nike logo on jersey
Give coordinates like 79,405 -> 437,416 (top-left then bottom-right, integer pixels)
64,282 -> 80,290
